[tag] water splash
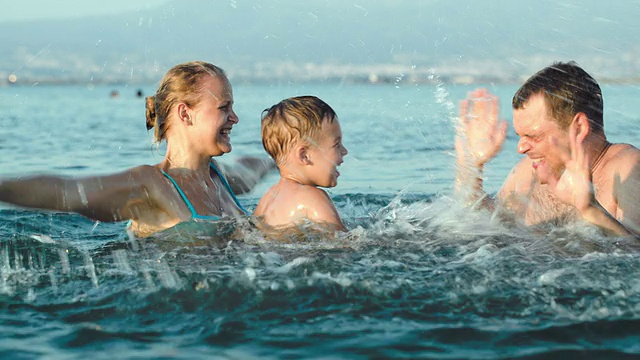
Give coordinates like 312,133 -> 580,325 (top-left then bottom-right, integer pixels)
428,67 -> 456,122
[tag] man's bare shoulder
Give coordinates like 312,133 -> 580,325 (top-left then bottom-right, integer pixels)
604,143 -> 640,178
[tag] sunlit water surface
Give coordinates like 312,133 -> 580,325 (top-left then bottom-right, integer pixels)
1,82 -> 640,358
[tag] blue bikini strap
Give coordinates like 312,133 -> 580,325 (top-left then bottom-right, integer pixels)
160,169 -> 199,218
209,162 -> 249,214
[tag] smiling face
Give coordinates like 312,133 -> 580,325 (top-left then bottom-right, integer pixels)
190,76 -> 239,156
513,93 -> 571,184
306,117 -> 348,188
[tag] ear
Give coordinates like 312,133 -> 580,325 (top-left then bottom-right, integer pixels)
176,103 -> 192,125
571,112 -> 590,143
296,145 -> 312,165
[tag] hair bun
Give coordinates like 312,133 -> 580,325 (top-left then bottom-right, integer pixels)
145,96 -> 157,130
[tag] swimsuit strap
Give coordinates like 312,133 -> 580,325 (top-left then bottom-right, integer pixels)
127,163 -> 246,233
160,169 -> 201,219
209,162 -> 249,215
160,163 -> 248,219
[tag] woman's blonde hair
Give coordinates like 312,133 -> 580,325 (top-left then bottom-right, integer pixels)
145,61 -> 227,142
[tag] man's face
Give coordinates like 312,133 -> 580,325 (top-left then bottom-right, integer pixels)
513,93 -> 571,184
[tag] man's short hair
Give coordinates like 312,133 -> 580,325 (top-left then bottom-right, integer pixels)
512,61 -> 604,132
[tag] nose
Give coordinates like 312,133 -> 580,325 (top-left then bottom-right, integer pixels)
517,137 -> 530,154
341,144 -> 348,157
229,109 -> 239,124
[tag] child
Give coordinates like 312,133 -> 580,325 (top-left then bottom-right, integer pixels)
254,96 -> 348,233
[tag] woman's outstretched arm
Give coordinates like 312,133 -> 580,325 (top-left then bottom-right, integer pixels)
216,156 -> 277,194
0,165 -> 162,222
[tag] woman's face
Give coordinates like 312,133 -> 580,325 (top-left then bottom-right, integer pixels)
191,76 -> 239,156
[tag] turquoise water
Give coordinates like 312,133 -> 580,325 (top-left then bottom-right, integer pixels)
1,81 -> 640,358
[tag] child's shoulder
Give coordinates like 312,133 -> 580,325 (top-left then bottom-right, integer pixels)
260,181 -> 334,211
293,186 -> 339,219
271,181 -> 331,205
296,183 -> 331,199
255,180 -> 343,230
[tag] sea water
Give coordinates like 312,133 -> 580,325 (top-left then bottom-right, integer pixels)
1,81 -> 640,358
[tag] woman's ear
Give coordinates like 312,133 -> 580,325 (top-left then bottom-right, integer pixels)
177,103 -> 192,125
572,112 -> 590,143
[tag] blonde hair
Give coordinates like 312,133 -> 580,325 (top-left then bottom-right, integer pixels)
261,96 -> 337,165
145,61 -> 227,143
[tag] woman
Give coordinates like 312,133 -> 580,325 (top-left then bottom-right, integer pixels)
0,61 -> 273,237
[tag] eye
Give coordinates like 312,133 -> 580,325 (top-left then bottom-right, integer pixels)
219,102 -> 231,111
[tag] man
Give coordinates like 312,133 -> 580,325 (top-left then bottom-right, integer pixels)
455,61 -> 640,236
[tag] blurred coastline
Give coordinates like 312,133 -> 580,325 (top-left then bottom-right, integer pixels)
2,57 -> 640,86
2,0 -> 639,87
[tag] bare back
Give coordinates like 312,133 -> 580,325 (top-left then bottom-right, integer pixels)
254,178 -> 345,232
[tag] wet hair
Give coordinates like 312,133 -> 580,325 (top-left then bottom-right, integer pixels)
512,61 -> 604,133
261,96 -> 337,165
145,61 -> 227,143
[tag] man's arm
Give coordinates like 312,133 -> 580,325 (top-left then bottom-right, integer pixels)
547,126 -> 636,237
611,150 -> 640,236
455,88 -> 507,209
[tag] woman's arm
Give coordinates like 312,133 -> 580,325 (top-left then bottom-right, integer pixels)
216,156 -> 277,194
0,165 -> 161,222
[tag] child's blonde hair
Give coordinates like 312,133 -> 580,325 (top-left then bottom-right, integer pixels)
261,96 -> 337,165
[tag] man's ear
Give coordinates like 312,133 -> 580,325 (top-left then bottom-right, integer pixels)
572,112 -> 590,142
177,103 -> 192,125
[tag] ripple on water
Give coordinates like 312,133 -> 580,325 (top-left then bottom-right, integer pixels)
2,194 -> 640,357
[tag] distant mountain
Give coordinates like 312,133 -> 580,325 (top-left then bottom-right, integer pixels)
1,0 -> 638,83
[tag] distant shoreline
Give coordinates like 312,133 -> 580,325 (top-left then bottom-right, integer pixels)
2,75 -> 640,87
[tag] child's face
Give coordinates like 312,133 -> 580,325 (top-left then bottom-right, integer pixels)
306,117 -> 348,188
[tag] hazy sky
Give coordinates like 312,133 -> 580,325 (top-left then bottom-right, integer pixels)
2,0 -> 639,81
0,0 -> 170,22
